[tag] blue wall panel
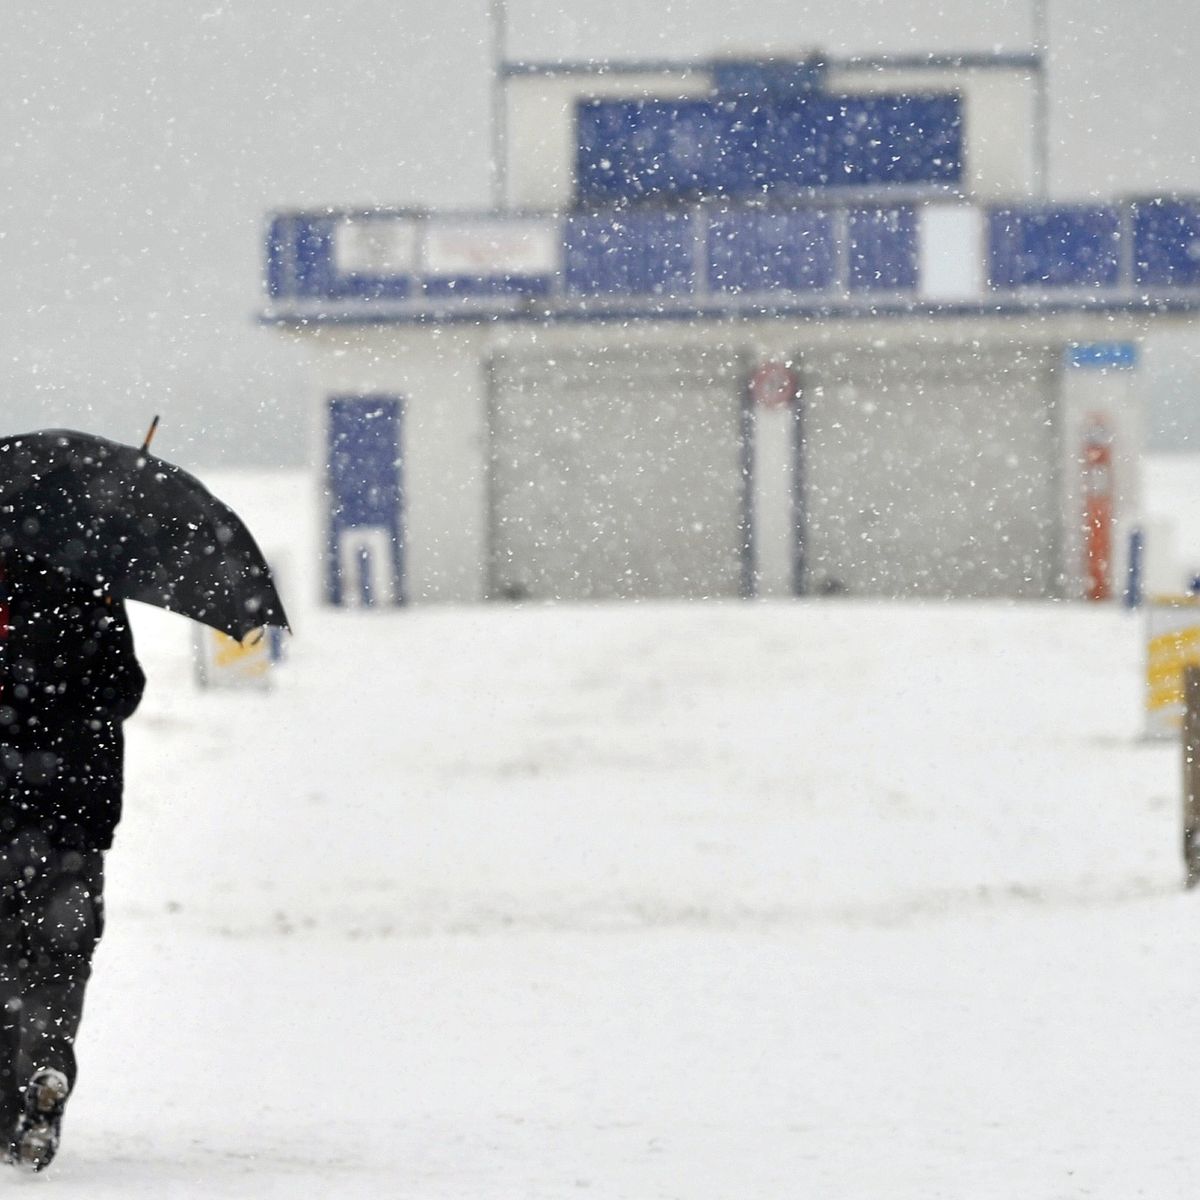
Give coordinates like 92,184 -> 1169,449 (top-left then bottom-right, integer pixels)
265,215 -> 297,299
707,209 -> 835,293
832,95 -> 962,188
575,101 -> 746,200
989,207 -> 1122,289
333,272 -> 413,301
276,215 -> 416,301
847,208 -> 918,292
711,59 -> 826,100
1133,199 -> 1200,288
576,94 -> 962,203
269,198 -> 1200,309
293,217 -> 337,298
422,275 -> 553,299
564,212 -> 695,296
326,396 -> 405,606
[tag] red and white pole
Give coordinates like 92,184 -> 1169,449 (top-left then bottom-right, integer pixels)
1082,414 -> 1115,602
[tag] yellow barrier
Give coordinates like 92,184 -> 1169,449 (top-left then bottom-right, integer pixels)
1145,598 -> 1200,738
193,626 -> 272,690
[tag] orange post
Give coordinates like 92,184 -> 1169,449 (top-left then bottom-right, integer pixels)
1082,415 -> 1114,602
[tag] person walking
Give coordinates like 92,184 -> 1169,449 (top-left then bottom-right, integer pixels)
0,550 -> 145,1170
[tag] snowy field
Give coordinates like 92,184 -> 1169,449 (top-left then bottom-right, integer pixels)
29,458 -> 1200,1197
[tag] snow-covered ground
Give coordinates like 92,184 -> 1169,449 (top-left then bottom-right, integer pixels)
29,459 -> 1200,1197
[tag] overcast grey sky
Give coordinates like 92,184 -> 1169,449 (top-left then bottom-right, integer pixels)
3,0 -> 1200,466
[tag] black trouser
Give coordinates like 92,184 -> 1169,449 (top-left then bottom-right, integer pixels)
0,831 -> 103,1129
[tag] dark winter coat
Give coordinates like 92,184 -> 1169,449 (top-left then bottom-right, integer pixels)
0,553 -> 145,850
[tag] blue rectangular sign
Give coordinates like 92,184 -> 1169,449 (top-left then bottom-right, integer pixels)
711,58 -> 827,101
1133,198 -> 1200,288
564,212 -> 695,297
988,206 -> 1122,289
1067,342 -> 1137,369
847,207 -> 919,292
706,209 -> 835,293
576,93 -> 962,203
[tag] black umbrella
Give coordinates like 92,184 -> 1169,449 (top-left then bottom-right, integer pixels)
0,426 -> 289,641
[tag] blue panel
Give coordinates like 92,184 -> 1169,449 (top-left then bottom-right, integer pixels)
282,215 -> 416,301
576,93 -> 962,203
575,100 -> 747,201
564,212 -> 695,296
333,272 -> 413,301
265,215 -> 296,299
847,207 -> 918,292
422,275 -> 553,299
293,216 -> 337,298
706,209 -> 835,293
988,207 -> 1122,289
326,396 -> 404,607
712,58 -> 826,100
327,397 -> 403,529
1133,199 -> 1200,287
827,94 -> 962,189
1068,342 -> 1137,369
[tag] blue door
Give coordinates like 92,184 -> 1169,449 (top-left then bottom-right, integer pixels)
326,396 -> 405,607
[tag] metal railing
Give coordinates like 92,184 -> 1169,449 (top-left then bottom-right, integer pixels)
263,198 -> 1200,322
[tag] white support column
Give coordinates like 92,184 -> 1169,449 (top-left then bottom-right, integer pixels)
750,362 -> 801,597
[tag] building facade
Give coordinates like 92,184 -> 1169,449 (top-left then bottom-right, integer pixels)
264,54 -> 1200,605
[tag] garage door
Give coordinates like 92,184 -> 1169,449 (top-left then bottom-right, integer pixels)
801,346 -> 1059,598
489,350 -> 748,600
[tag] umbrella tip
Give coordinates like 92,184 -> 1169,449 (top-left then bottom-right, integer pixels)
140,415 -> 161,455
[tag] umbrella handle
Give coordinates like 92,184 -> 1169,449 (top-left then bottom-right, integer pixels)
140,415 -> 160,455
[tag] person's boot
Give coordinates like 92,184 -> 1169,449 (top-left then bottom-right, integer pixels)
10,1068 -> 69,1171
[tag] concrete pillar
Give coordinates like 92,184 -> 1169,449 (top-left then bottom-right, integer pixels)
750,362 -> 801,597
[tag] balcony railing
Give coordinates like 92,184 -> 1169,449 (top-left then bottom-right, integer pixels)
263,198 -> 1200,322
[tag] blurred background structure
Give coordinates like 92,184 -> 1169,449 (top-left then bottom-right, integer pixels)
5,0 -> 1200,468
265,43 -> 1190,603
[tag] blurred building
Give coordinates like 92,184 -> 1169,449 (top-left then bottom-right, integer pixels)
264,53 -> 1200,605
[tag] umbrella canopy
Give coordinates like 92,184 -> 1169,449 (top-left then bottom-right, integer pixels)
0,428 -> 289,641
